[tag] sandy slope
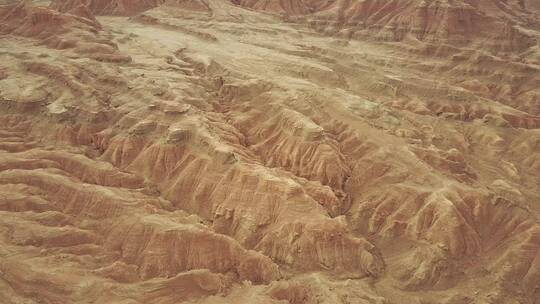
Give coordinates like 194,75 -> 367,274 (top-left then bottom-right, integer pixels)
0,0 -> 539,303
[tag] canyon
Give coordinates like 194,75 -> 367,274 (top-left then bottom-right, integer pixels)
0,0 -> 539,303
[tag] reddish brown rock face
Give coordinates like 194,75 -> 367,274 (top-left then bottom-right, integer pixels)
233,0 -> 539,48
0,0 -> 539,303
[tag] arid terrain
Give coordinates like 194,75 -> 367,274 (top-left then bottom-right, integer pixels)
0,0 -> 539,303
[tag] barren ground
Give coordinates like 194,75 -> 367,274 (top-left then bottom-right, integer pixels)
0,1 -> 539,303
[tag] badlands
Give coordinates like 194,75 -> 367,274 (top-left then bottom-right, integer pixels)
0,0 -> 539,303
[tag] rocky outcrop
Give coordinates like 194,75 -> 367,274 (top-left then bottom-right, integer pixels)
233,0 -> 539,50
0,2 -> 100,38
